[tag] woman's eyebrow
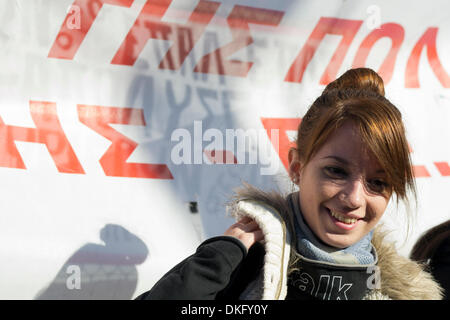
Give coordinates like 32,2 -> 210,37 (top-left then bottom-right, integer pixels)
321,155 -> 386,174
321,155 -> 349,165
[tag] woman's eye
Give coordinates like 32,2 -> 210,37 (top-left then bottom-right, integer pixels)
324,166 -> 346,177
368,179 -> 389,192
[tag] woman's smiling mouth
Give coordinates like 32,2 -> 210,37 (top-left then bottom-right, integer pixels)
325,207 -> 362,230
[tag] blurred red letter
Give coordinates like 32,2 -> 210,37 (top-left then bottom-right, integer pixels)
194,5 -> 284,77
78,104 -> 173,179
352,23 -> 404,84
285,17 -> 362,85
48,0 -> 134,60
405,27 -> 450,88
111,0 -> 220,69
0,101 -> 85,173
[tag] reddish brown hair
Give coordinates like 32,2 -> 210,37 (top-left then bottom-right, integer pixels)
294,68 -> 416,205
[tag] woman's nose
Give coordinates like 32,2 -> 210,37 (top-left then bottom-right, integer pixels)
339,179 -> 365,209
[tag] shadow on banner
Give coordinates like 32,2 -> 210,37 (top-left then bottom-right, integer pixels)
35,224 -> 149,300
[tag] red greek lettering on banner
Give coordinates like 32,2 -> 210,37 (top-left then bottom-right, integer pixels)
434,162 -> 450,177
260,117 -> 300,172
405,27 -> 450,88
111,0 -> 220,68
408,144 -> 431,178
77,104 -> 173,179
413,165 -> 431,178
0,101 -> 85,174
48,0 -> 134,60
284,17 -> 363,85
194,5 -> 284,77
352,23 -> 404,84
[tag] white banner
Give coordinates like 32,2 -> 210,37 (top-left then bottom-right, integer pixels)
0,0 -> 449,299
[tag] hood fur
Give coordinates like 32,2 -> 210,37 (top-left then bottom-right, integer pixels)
227,183 -> 443,300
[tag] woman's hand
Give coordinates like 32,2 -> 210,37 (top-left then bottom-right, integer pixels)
223,216 -> 264,250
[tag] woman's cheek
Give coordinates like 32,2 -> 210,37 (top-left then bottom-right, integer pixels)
319,181 -> 341,200
370,199 -> 389,224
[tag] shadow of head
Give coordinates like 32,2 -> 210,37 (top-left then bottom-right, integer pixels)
98,224 -> 149,265
35,224 -> 150,300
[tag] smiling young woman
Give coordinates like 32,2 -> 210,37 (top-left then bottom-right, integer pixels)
137,68 -> 443,300
288,120 -> 393,249
286,67 -> 415,250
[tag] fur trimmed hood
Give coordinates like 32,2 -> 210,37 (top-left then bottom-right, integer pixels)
227,184 -> 443,300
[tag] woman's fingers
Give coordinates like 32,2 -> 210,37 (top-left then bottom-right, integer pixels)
234,219 -> 258,232
237,216 -> 252,225
223,217 -> 264,250
253,229 -> 264,242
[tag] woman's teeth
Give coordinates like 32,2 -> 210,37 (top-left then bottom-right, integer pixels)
329,210 -> 357,224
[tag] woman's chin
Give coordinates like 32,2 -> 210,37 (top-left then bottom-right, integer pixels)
320,232 -> 359,249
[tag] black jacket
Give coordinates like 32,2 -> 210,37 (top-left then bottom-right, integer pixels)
136,188 -> 443,300
136,235 -> 377,300
430,237 -> 450,300
135,236 -> 265,300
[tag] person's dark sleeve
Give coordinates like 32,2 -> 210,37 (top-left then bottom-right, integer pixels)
135,236 -> 248,300
430,238 -> 450,300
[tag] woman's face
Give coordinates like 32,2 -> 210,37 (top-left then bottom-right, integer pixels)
289,121 -> 391,248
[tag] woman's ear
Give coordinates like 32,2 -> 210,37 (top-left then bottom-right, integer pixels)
288,148 -> 302,185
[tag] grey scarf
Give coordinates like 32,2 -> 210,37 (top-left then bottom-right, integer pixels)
287,192 -> 376,265
286,192 -> 378,300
